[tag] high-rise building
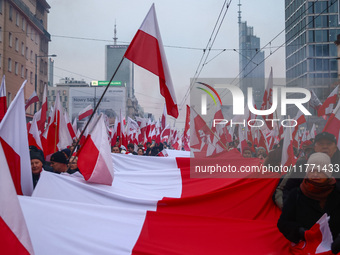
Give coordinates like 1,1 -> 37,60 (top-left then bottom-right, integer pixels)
105,24 -> 143,119
105,45 -> 134,98
285,0 -> 340,99
0,0 -> 51,119
238,2 -> 265,108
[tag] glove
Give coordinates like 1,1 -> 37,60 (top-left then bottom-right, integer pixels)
332,234 -> 340,254
298,227 -> 306,241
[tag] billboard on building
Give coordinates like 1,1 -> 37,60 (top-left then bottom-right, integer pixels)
69,87 -> 126,126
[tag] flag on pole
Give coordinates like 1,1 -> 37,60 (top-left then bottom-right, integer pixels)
78,104 -> 94,121
0,80 -> 33,195
0,142 -> 34,254
0,75 -> 7,122
261,67 -> 274,130
124,4 -> 178,118
281,125 -> 296,167
28,117 -> 43,151
318,86 -> 339,116
25,91 -> 39,110
36,85 -> 47,132
323,99 -> 340,149
309,89 -> 322,111
77,114 -> 114,185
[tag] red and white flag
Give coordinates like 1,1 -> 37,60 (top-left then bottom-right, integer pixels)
318,86 -> 339,117
291,214 -> 333,255
28,117 -> 43,151
0,75 -> 7,122
78,104 -> 93,121
261,67 -> 274,130
77,114 -> 114,186
42,92 -> 72,157
309,89 -> 322,111
0,142 -> 34,254
323,99 -> 340,149
124,4 -> 178,118
0,80 -> 33,195
292,110 -> 307,139
64,112 -> 76,140
36,85 -> 47,132
25,91 -> 39,110
281,125 -> 296,167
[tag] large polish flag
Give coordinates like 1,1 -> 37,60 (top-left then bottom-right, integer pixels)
0,142 -> 34,255
318,86 -> 339,116
77,114 -> 114,185
22,153 -> 291,254
0,75 -> 7,122
124,4 -> 178,118
78,104 -> 93,121
0,81 -> 33,196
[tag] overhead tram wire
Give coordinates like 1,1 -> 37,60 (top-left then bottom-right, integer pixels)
177,0 -> 233,112
216,0 -> 326,102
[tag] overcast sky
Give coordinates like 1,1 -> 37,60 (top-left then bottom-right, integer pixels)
47,0 -> 286,128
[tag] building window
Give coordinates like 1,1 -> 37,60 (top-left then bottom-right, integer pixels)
21,42 -> 24,55
25,69 -> 28,79
0,0 -> 3,13
7,92 -> 11,107
9,5 -> 12,21
25,47 -> 28,59
35,33 -> 38,44
26,24 -> 29,36
22,17 -> 25,31
14,62 -> 18,75
30,71 -> 33,84
0,27 -> 2,42
9,32 -> 12,47
0,54 -> 2,68
15,38 -> 18,51
15,12 -> 19,26
30,50 -> 33,63
21,65 -> 24,77
8,58 -> 12,72
31,29 -> 34,41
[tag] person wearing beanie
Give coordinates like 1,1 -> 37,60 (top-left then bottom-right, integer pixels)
50,149 -> 70,173
30,150 -> 45,188
277,153 -> 340,254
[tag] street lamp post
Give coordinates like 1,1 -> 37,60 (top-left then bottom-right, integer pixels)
34,54 -> 57,113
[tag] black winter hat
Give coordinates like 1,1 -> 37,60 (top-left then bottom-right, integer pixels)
30,151 -> 44,164
50,149 -> 70,164
315,132 -> 337,144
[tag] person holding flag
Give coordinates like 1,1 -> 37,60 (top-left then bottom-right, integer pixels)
277,153 -> 340,254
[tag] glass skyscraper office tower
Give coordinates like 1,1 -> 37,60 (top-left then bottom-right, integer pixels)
285,0 -> 340,102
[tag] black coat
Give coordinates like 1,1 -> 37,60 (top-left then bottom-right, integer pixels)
277,185 -> 340,243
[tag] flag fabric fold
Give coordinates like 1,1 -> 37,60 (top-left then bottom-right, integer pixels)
0,142 -> 34,255
0,80 -> 33,196
25,91 -> 39,110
